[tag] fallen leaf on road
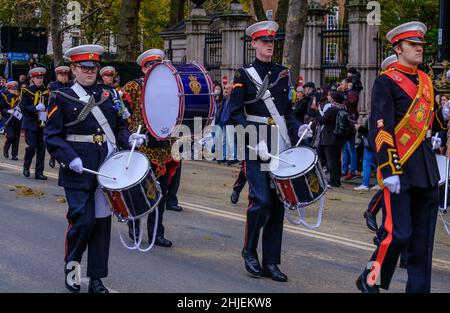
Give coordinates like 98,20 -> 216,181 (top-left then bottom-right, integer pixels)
14,185 -> 45,198
327,197 -> 341,201
56,197 -> 67,203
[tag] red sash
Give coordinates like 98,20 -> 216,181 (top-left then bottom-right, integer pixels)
383,69 -> 434,164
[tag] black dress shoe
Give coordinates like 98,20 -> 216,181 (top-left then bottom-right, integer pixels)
35,174 -> 48,180
355,273 -> 380,293
373,235 -> 380,246
154,236 -> 172,247
166,205 -> 183,212
49,158 -> 56,168
241,249 -> 261,277
23,168 -> 30,178
230,191 -> 239,204
88,278 -> 109,293
364,210 -> 378,232
3,151 -> 8,159
64,265 -> 80,293
11,156 -> 18,161
262,264 -> 288,282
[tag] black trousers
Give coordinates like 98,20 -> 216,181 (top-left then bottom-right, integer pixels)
244,160 -> 285,264
233,161 -> 247,195
323,145 -> 342,187
366,185 -> 438,292
64,188 -> 111,279
23,128 -> 46,175
4,122 -> 21,158
166,161 -> 181,209
147,170 -> 169,238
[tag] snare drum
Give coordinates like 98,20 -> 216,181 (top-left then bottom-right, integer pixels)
270,146 -> 327,209
97,151 -> 161,221
142,61 -> 215,140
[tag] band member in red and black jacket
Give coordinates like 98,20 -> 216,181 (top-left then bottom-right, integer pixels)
356,22 -> 449,293
0,81 -> 21,160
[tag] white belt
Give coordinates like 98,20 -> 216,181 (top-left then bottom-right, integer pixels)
246,114 -> 281,126
66,134 -> 106,144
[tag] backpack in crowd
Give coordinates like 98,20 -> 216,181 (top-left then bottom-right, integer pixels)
333,108 -> 355,141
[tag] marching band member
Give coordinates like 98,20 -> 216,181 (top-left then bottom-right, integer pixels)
47,65 -> 73,168
100,66 -> 116,87
100,66 -> 131,122
122,48 -> 179,247
19,67 -> 50,180
356,22 -> 450,293
44,44 -> 144,293
0,81 -> 21,160
363,55 -> 399,232
227,21 -> 311,282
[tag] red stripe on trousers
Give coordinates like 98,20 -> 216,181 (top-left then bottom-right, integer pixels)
370,193 -> 382,214
373,188 -> 394,279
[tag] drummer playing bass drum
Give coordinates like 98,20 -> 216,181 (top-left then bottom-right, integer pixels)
44,44 -> 144,293
122,49 -> 179,248
228,21 -> 312,282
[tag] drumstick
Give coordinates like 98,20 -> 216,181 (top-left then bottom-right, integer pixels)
82,167 -> 116,180
247,145 -> 296,167
295,122 -> 313,147
126,124 -> 142,170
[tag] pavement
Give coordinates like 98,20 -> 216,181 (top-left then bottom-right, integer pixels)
0,134 -> 449,293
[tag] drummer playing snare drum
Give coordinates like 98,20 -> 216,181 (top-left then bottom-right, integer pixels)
44,44 -> 145,293
227,21 -> 312,282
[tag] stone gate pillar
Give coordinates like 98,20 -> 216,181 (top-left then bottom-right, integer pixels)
299,1 -> 328,86
346,0 -> 379,117
220,2 -> 251,87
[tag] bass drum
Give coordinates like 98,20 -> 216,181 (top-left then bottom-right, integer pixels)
142,61 -> 215,140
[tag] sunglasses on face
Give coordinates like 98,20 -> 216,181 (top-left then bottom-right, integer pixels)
103,73 -> 114,77
74,64 -> 98,74
34,75 -> 44,79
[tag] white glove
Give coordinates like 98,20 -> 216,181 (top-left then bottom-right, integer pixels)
129,133 -> 146,148
442,101 -> 450,120
431,135 -> 442,150
198,133 -> 214,146
298,123 -> 313,139
7,109 -> 13,114
36,103 -> 46,112
122,108 -> 131,119
69,157 -> 83,174
255,141 -> 270,161
383,175 -> 400,194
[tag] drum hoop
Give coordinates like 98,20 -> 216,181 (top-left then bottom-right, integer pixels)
97,150 -> 151,191
269,146 -> 319,179
141,62 -> 185,140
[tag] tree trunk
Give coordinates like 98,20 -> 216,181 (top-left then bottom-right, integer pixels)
117,0 -> 142,62
50,0 -> 64,67
282,0 -> 308,84
169,0 -> 186,26
252,0 -> 267,21
275,0 -> 289,29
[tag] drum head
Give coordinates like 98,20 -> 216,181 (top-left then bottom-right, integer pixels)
270,147 -> 317,178
98,151 -> 150,190
143,63 -> 181,139
436,155 -> 448,186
